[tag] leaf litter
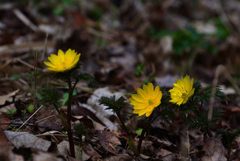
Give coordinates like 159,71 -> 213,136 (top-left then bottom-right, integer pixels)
0,0 -> 240,160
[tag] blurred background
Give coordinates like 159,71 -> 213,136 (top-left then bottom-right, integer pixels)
0,0 -> 239,90
1,1 -> 240,160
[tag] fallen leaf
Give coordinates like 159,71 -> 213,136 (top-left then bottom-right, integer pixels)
97,130 -> 121,155
4,131 -> 51,151
72,104 -> 104,126
33,151 -> 67,161
79,102 -> 118,131
0,89 -> 19,105
103,154 -> 132,161
200,138 -> 227,161
0,114 -> 10,130
83,143 -> 101,160
0,145 -> 24,161
0,130 -> 13,146
87,87 -> 124,117
57,141 -> 90,161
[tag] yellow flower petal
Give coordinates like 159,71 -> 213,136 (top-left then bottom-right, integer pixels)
44,48 -> 80,72
129,83 -> 162,117
169,75 -> 195,106
132,94 -> 144,102
137,88 -> 147,98
147,83 -> 154,95
58,49 -> 65,57
44,61 -> 55,67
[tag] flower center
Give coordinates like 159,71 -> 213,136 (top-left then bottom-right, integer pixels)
148,99 -> 153,105
181,92 -> 188,101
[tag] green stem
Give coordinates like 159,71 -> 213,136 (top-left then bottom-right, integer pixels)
67,78 -> 75,158
53,103 -> 70,130
227,142 -> 232,161
79,134 -> 83,160
116,112 -> 139,155
11,114 -> 15,128
200,101 -> 203,113
137,114 -> 158,153
206,127 -> 213,138
116,112 -> 130,136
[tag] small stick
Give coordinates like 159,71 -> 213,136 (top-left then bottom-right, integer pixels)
41,33 -> 49,65
212,0 -> 240,38
13,8 -> 37,31
35,115 -> 55,124
17,58 -> 35,69
208,65 -> 222,121
16,105 -> 43,131
186,113 -> 190,157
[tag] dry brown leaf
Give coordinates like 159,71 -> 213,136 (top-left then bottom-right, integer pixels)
103,154 -> 132,161
97,130 -> 121,155
83,143 -> 101,160
33,151 -> 66,161
201,138 -> 227,161
0,41 -> 55,54
0,130 -> 13,146
57,141 -> 90,161
0,146 -> 24,161
4,131 -> 51,151
0,89 -> 19,105
0,114 -> 10,130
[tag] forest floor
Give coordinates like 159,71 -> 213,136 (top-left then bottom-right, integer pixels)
0,0 -> 240,161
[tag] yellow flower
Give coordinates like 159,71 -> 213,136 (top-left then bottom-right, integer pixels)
129,83 -> 162,117
44,49 -> 81,72
169,75 -> 195,106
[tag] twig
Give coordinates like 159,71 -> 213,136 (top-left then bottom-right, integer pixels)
16,105 -> 44,131
212,0 -> 240,38
17,58 -> 35,69
35,115 -> 55,124
208,65 -> 240,122
221,66 -> 240,95
13,8 -> 37,31
208,65 -> 222,121
0,58 -> 34,70
0,41 -> 55,54
36,133 -> 79,140
33,51 -> 38,110
67,78 -> 76,158
186,113 -> 190,157
41,33 -> 49,65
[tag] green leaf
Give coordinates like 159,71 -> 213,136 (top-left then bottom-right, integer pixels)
74,122 -> 88,138
135,128 -> 143,135
75,72 -> 96,84
99,95 -> 128,113
216,129 -> 240,145
199,86 -> 227,105
127,136 -> 139,155
61,90 -> 76,106
62,93 -> 69,106
9,75 -> 21,81
21,110 -> 26,114
7,109 -> 17,115
150,26 -> 216,55
184,108 -> 223,131
212,18 -> 229,40
135,63 -> 145,76
41,85 -> 62,105
192,81 -> 202,100
35,92 -> 42,100
28,104 -> 34,113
